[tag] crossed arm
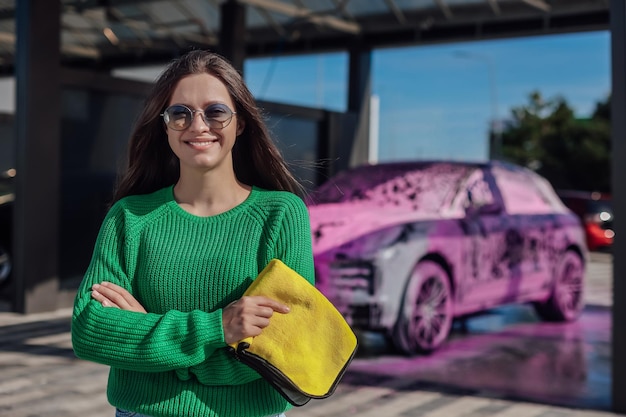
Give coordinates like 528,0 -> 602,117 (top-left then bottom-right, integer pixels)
90,282 -> 289,344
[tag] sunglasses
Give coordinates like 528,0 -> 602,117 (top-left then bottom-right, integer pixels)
161,103 -> 237,131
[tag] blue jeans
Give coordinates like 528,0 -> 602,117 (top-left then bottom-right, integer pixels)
116,409 -> 286,417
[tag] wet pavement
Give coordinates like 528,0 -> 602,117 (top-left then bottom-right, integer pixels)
0,252 -> 617,417
346,304 -> 610,411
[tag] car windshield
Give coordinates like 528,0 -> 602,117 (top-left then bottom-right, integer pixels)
307,162 -> 474,213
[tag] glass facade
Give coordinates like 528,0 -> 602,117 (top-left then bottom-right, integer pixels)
265,114 -> 319,191
60,88 -> 145,281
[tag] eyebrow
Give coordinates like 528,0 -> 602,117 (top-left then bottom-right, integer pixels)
169,101 -> 231,109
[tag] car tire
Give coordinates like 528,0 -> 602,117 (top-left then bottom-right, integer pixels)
533,250 -> 585,322
392,261 -> 453,355
0,242 -> 11,288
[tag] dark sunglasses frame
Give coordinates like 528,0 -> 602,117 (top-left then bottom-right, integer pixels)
161,103 -> 237,131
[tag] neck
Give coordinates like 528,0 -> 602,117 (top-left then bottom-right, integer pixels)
173,169 -> 251,217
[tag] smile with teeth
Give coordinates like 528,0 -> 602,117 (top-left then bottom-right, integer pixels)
185,139 -> 218,146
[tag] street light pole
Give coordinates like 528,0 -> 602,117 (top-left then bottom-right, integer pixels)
454,51 -> 501,160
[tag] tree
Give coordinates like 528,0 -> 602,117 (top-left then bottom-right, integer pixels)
499,91 -> 611,193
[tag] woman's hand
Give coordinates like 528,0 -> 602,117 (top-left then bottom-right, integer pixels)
222,296 -> 290,345
91,282 -> 147,313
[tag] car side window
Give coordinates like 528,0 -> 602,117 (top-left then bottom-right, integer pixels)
492,165 -> 555,214
466,175 -> 495,209
452,169 -> 496,214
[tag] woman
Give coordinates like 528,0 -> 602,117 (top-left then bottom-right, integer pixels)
71,50 -> 315,417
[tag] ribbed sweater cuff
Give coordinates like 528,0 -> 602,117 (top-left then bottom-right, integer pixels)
202,308 -> 226,347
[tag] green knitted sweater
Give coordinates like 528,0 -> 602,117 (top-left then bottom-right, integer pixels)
71,186 -> 315,417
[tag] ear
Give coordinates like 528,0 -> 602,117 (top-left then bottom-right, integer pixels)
236,119 -> 245,136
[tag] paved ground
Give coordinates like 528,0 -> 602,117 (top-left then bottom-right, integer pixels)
583,252 -> 613,308
0,253 -> 619,417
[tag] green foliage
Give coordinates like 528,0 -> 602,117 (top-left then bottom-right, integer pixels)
499,91 -> 611,192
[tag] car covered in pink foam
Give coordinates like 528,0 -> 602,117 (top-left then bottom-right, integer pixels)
306,160 -> 587,354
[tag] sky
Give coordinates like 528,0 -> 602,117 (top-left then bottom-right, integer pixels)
0,30 -> 611,164
243,30 -> 611,162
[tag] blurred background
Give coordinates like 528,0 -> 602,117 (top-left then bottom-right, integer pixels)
0,1 -> 624,415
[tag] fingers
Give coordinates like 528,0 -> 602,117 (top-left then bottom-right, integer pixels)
237,296 -> 290,318
91,282 -> 147,313
90,287 -> 116,308
255,296 -> 290,314
222,296 -> 290,344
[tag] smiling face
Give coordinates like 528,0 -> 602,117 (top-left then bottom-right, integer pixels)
166,73 -> 243,178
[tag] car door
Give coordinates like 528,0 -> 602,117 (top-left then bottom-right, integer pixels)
490,164 -> 555,300
454,167 -> 515,312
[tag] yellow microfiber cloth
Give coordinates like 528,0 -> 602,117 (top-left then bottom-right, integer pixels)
228,259 -> 358,406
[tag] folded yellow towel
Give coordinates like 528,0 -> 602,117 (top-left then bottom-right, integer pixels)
228,259 -> 358,406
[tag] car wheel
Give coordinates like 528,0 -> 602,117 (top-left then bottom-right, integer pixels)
0,243 -> 11,287
393,261 -> 453,355
533,250 -> 584,322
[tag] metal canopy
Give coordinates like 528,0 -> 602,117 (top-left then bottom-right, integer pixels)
0,0 -> 611,73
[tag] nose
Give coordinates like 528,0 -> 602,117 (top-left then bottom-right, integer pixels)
188,109 -> 210,132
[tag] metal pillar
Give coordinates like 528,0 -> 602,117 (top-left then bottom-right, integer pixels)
14,0 -> 61,313
220,0 -> 246,73
611,0 -> 626,412
347,41 -> 373,169
348,42 -> 372,112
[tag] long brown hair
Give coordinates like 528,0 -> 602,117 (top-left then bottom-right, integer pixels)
112,50 -> 302,203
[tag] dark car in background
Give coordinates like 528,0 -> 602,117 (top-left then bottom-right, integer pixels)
558,190 -> 613,252
0,169 -> 14,290
306,160 -> 587,355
